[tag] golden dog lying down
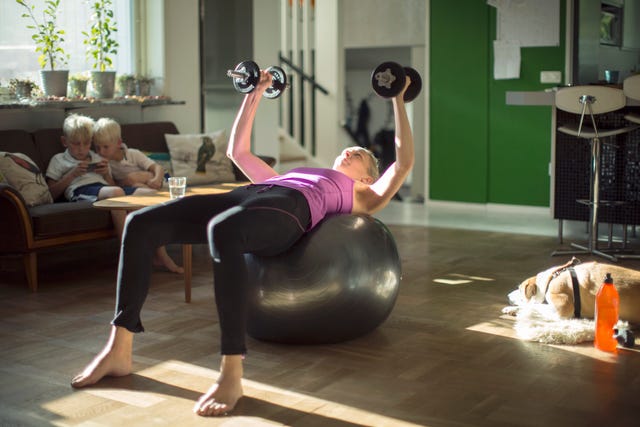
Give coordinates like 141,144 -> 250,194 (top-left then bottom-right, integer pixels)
508,258 -> 640,324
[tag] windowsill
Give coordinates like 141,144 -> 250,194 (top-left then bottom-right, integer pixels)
0,96 -> 185,110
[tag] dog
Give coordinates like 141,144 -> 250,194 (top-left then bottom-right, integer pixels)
507,257 -> 640,324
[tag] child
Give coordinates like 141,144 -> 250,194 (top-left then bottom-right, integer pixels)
46,114 -> 134,241
93,117 -> 183,274
93,118 -> 164,190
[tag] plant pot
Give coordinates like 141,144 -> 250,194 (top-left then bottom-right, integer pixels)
68,80 -> 88,98
40,70 -> 69,97
136,81 -> 151,97
89,71 -> 116,99
119,79 -> 136,96
14,83 -> 33,100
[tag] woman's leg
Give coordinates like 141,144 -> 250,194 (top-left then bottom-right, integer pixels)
113,193 -> 240,331
71,191 -> 244,388
195,187 -> 310,416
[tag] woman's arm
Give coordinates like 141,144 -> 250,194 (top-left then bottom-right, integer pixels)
227,70 -> 279,184
356,78 -> 415,214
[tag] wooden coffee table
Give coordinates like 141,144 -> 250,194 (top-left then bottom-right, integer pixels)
93,183 -> 247,302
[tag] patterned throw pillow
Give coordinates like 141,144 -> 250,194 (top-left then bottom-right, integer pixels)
164,130 -> 236,185
0,152 -> 53,206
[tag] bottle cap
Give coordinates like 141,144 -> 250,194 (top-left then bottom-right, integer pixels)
604,273 -> 613,283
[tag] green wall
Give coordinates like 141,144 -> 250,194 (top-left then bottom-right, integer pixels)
430,0 -> 565,207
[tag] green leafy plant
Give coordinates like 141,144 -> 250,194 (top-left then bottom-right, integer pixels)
69,73 -> 90,82
8,78 -> 38,98
16,0 -> 69,70
9,78 -> 38,91
83,0 -> 119,72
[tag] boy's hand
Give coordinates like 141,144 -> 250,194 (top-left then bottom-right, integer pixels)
147,175 -> 163,190
70,161 -> 90,178
94,160 -> 109,174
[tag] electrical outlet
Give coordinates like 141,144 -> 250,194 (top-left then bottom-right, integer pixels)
540,71 -> 562,84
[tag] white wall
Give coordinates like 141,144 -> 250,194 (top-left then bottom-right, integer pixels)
141,0 -> 200,134
252,0 -> 280,160
342,0 -> 426,48
315,0 -> 346,166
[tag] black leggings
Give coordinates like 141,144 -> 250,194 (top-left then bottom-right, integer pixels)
112,185 -> 311,355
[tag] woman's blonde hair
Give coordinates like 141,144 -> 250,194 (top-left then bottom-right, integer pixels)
353,146 -> 380,181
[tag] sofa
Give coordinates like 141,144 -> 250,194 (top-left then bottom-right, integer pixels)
0,121 -> 269,292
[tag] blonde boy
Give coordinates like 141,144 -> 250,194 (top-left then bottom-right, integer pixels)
93,118 -> 164,190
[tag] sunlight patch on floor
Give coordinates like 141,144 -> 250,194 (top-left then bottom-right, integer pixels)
434,273 -> 496,285
466,318 -> 621,363
45,360 -> 427,427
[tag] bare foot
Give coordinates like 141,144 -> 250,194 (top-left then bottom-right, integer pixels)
71,326 -> 133,388
153,246 -> 184,274
193,355 -> 244,416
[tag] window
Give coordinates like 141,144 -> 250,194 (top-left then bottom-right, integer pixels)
0,0 -> 133,83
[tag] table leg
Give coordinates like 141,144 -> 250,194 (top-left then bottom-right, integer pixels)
183,244 -> 192,302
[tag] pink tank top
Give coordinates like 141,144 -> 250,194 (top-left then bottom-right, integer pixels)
263,167 -> 354,229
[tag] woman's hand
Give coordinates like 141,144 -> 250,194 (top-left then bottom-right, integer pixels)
395,75 -> 411,102
253,70 -> 274,97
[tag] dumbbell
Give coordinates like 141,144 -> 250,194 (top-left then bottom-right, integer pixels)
371,61 -> 422,102
227,60 -> 288,99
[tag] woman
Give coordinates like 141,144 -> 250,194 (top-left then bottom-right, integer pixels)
71,70 -> 414,416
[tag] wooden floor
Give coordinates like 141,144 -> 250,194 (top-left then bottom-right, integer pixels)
2,225 -> 640,427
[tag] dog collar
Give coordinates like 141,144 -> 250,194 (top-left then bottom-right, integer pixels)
541,257 -> 581,301
568,266 -> 581,318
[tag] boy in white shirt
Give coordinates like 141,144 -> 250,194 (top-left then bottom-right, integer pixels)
93,117 -> 182,274
93,117 -> 165,190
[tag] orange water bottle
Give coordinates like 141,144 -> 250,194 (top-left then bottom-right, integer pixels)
594,273 -> 619,352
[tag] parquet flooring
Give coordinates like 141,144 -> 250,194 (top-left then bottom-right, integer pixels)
2,225 -> 640,427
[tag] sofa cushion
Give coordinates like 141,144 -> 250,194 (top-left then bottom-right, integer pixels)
0,130 -> 43,169
165,130 -> 236,185
32,128 -> 65,172
0,152 -> 53,207
121,122 -> 179,153
29,201 -> 113,238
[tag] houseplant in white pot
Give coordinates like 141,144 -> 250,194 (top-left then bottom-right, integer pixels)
9,78 -> 38,100
83,0 -> 119,98
68,73 -> 89,98
16,0 -> 69,97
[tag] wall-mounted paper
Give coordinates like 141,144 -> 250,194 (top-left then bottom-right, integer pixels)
493,40 -> 521,79
488,0 -> 560,47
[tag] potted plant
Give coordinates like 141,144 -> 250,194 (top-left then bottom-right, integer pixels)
117,73 -> 136,96
135,75 -> 155,97
83,0 -> 119,98
68,73 -> 89,98
16,0 -> 69,97
9,78 -> 38,100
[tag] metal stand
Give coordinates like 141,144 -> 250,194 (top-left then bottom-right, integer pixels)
552,95 -> 621,261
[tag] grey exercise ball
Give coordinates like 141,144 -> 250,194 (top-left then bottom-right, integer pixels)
245,214 -> 401,344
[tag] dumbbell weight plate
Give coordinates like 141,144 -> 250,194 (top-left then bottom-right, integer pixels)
403,67 -> 422,102
231,60 -> 260,94
371,61 -> 406,99
264,66 -> 287,99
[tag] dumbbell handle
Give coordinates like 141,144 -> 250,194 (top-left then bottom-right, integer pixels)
227,69 -> 250,80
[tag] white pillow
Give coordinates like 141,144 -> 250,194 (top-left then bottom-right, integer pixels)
164,130 -> 236,185
0,152 -> 53,206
